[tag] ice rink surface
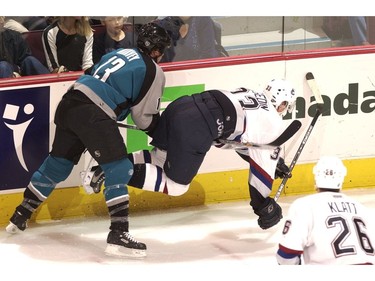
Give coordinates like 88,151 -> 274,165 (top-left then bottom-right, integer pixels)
1,188 -> 375,280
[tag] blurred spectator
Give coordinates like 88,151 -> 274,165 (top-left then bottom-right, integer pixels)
348,16 -> 370,45
322,17 -> 353,46
89,17 -> 102,26
93,16 -> 136,64
130,16 -> 158,26
22,17 -> 52,31
156,16 -> 227,62
3,17 -> 28,33
0,16 -> 49,78
3,17 -> 53,32
42,16 -> 93,73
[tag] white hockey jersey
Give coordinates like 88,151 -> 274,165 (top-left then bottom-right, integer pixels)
277,191 -> 375,265
219,88 -> 287,198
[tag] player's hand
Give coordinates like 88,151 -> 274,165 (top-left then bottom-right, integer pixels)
254,197 -> 282,229
275,157 -> 291,179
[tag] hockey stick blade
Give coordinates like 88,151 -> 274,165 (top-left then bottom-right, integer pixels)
220,119 -> 301,149
306,72 -> 324,113
268,120 -> 301,146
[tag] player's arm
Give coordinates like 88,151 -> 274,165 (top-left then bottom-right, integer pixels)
250,185 -> 282,230
276,199 -> 307,265
247,148 -> 284,229
276,244 -> 303,265
131,65 -> 165,137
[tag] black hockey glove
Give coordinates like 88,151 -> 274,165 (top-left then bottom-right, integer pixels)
275,157 -> 292,179
254,197 -> 282,230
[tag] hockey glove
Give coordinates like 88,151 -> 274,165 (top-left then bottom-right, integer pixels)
254,197 -> 282,230
275,157 -> 292,179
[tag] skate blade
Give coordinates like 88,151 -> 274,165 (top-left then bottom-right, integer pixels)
105,244 -> 147,258
5,222 -> 21,234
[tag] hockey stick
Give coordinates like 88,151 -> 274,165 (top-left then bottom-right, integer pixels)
219,119 -> 301,148
118,121 -> 301,149
274,72 -> 324,202
117,123 -> 139,130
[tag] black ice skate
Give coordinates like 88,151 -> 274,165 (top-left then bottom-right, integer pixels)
6,211 -> 28,234
105,230 -> 147,258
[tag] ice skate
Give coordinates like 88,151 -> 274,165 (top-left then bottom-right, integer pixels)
5,211 -> 28,234
105,230 -> 147,258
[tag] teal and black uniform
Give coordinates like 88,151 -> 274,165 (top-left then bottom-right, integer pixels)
21,47 -> 166,233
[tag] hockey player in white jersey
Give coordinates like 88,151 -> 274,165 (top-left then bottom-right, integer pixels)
276,156 -> 375,265
86,79 -> 298,230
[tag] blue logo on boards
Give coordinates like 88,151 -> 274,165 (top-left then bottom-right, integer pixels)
0,87 -> 50,190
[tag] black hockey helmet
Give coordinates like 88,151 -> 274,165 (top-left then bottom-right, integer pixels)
137,22 -> 171,55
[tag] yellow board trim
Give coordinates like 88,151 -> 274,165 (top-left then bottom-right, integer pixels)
1,158 -> 374,227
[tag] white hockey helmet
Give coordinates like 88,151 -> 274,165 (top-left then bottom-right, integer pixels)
313,156 -> 347,190
263,79 -> 296,116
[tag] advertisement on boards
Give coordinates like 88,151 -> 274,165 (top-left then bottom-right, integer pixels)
0,86 -> 50,191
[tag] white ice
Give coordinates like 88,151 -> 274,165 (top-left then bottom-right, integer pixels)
1,189 -> 375,280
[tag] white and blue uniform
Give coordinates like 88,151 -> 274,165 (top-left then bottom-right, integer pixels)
128,87 -> 286,212
277,191 -> 375,265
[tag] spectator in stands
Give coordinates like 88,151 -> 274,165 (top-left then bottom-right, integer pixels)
3,17 -> 51,33
3,17 -> 28,33
93,16 -> 136,64
0,16 -> 49,78
348,16 -> 370,45
155,16 -> 227,62
22,17 -> 52,31
42,17 -> 93,73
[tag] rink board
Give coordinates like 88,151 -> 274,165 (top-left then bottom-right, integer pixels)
2,49 -> 375,226
1,157 -> 374,226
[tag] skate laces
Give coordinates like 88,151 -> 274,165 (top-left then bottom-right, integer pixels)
123,232 -> 139,243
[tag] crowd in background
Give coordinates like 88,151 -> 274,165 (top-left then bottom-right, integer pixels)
0,16 -> 373,79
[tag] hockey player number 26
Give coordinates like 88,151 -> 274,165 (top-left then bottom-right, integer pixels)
327,216 -> 374,256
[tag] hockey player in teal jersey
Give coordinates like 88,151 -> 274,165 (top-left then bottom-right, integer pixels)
6,22 -> 171,259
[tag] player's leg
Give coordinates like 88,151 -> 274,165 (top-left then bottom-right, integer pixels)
6,103 -> 80,234
82,111 -> 146,258
144,95 -> 213,195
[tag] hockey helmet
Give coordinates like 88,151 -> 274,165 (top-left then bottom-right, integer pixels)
263,79 -> 296,116
313,156 -> 347,190
137,22 -> 171,55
